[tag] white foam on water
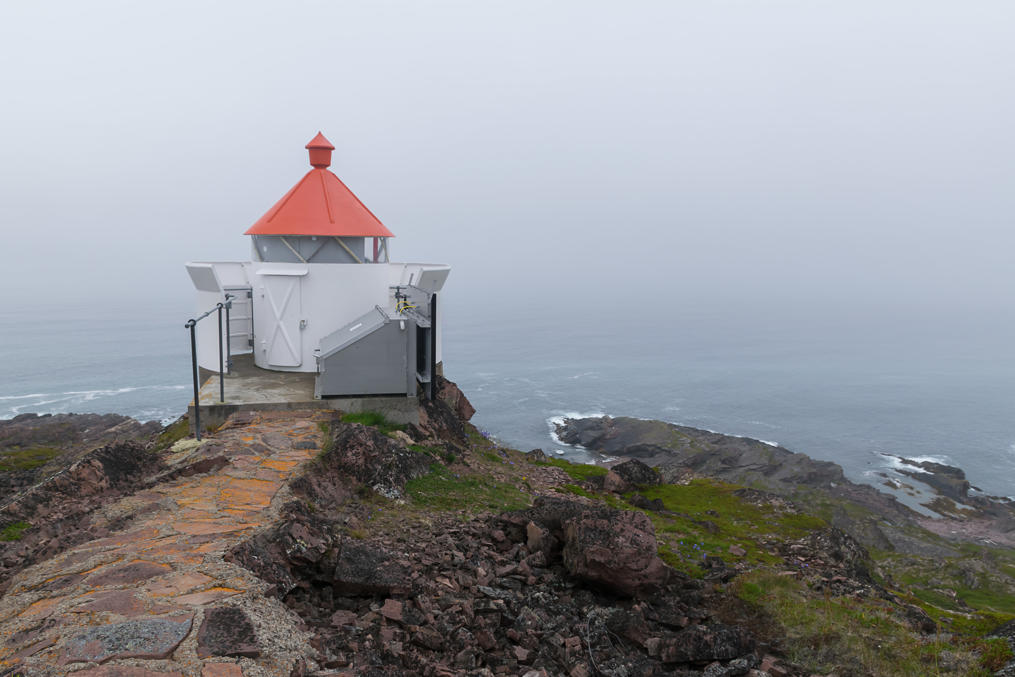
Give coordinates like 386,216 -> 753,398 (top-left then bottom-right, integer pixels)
1,385 -> 188,421
748,420 -> 781,429
876,452 -> 956,474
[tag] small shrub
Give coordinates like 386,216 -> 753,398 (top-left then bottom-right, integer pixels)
316,422 -> 334,459
0,521 -> 30,542
342,411 -> 405,435
979,637 -> 1014,672
153,417 -> 191,451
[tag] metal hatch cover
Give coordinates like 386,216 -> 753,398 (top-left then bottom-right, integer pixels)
318,306 -> 389,359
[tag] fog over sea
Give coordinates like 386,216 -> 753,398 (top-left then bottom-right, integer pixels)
2,292 -> 1014,501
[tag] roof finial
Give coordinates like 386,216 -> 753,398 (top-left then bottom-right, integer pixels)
306,132 -> 335,169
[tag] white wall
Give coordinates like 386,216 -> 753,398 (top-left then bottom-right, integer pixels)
187,260 -> 449,375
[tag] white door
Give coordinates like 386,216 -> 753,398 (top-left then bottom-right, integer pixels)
259,273 -> 303,367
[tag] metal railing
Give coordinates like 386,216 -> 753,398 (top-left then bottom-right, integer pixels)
185,294 -> 232,441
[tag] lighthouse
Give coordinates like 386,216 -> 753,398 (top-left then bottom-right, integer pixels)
185,132 -> 449,404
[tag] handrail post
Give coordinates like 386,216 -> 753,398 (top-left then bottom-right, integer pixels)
224,294 -> 233,373
187,319 -> 201,441
217,303 -> 225,403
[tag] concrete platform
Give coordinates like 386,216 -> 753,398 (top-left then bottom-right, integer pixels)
189,353 -> 420,432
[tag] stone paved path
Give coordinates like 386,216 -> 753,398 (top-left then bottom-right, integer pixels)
0,410 -> 331,676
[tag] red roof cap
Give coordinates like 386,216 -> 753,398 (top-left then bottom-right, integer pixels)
245,133 -> 395,238
305,132 -> 335,168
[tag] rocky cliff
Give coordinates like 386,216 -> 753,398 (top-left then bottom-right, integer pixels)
0,390 -> 1013,676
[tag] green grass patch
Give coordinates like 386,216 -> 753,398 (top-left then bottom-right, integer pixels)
0,447 -> 61,472
733,570 -> 974,675
341,411 -> 405,435
633,479 -> 827,575
535,457 -> 608,482
956,585 -> 1015,615
406,464 -> 530,514
153,417 -> 191,452
0,521 -> 30,541
313,421 -> 335,461
889,549 -> 1015,617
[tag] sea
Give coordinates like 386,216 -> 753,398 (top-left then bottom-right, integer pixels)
2,293 -> 1014,502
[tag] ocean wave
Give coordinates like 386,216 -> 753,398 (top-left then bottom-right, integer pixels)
748,420 -> 781,429
876,452 -> 956,473
0,385 -> 188,421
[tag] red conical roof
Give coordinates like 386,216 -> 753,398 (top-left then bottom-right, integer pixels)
245,133 -> 394,238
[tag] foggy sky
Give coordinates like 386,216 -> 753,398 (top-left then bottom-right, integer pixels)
1,1 -> 1013,332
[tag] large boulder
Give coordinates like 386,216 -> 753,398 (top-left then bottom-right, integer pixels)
562,508 -> 669,597
332,541 -> 410,596
413,378 -> 473,448
604,458 -> 659,492
225,505 -> 337,597
320,423 -> 432,499
657,623 -> 755,664
436,376 -> 475,422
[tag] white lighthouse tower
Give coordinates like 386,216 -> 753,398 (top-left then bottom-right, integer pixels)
185,132 -> 449,401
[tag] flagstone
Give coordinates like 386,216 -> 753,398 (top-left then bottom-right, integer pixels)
87,561 -> 172,588
61,615 -> 193,664
202,662 -> 244,676
175,587 -> 241,606
0,410 -> 333,675
72,590 -> 145,615
72,666 -> 185,676
148,572 -> 214,597
17,596 -> 64,620
196,607 -> 260,658
174,520 -> 256,536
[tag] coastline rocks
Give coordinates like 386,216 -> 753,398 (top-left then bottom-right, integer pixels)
555,416 -> 847,492
0,412 -> 160,504
894,456 -> 971,501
